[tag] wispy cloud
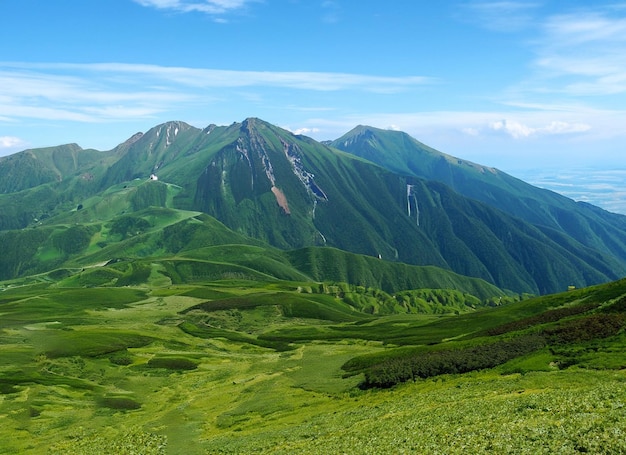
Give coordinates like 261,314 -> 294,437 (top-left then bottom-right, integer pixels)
133,0 -> 256,17
473,5 -> 626,146
520,7 -> 626,96
0,62 -> 433,124
459,1 -> 541,32
489,119 -> 591,139
321,1 -> 340,24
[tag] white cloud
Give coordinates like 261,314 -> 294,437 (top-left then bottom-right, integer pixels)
0,136 -> 27,155
0,136 -> 24,148
133,0 -> 254,16
490,119 -> 590,139
6,62 -> 433,92
290,127 -> 320,136
0,62 -> 434,124
461,127 -> 480,136
524,8 -> 626,96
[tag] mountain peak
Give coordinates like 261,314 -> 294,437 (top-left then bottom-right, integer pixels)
147,120 -> 194,138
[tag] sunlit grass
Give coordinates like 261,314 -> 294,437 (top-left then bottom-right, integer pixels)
1,279 -> 625,454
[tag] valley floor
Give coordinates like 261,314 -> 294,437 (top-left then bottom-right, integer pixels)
1,283 -> 625,454
2,348 -> 625,454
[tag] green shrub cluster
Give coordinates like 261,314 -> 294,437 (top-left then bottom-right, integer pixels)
109,215 -> 151,239
358,335 -> 546,389
353,312 -> 626,389
0,228 -> 51,278
600,294 -> 626,313
115,261 -> 152,286
146,357 -> 198,370
541,313 -> 625,344
99,396 -> 142,410
52,225 -> 97,255
487,302 -> 600,336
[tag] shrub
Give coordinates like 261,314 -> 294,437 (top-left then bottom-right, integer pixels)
359,335 -> 546,389
541,314 -> 625,344
100,396 -> 142,410
487,302 -> 599,336
146,357 -> 198,370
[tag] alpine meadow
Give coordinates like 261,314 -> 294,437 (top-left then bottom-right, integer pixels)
1,118 -> 626,454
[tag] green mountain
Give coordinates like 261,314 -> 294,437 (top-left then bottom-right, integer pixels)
0,143 -> 106,193
0,175 -> 503,302
1,118 -> 625,295
331,125 -> 626,265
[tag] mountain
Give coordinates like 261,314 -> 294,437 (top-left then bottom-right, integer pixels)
1,118 -> 625,295
331,125 -> 626,265
0,144 -> 103,193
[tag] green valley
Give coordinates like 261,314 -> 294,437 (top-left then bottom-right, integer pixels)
0,267 -> 625,453
1,119 -> 626,453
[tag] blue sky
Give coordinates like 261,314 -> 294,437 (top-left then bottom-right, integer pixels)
2,0 -> 626,177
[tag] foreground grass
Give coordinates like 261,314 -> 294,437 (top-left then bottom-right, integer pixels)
1,280 -> 625,453
3,366 -> 624,454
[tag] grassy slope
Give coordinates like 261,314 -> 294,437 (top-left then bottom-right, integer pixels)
0,172 -> 511,299
0,273 -> 625,453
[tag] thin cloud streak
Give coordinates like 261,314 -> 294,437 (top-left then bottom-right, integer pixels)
521,9 -> 626,97
460,1 -> 541,32
0,62 -> 436,124
3,62 -> 434,92
133,0 -> 254,15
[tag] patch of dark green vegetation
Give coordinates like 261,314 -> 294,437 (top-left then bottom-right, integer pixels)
109,350 -> 134,366
52,225 -> 98,256
351,335 -> 547,389
541,313 -> 625,344
179,321 -> 294,351
99,396 -> 142,410
180,286 -> 237,300
487,301 -> 601,336
0,370 -> 98,393
183,291 -> 370,323
43,331 -> 153,358
146,357 -> 198,370
600,293 -> 626,313
343,308 -> 626,389
109,214 -> 152,240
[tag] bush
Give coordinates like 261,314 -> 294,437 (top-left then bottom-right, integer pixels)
110,351 -> 133,366
487,302 -> 599,336
359,335 -> 546,389
541,314 -> 625,344
146,357 -> 198,370
100,396 -> 142,410
52,225 -> 96,255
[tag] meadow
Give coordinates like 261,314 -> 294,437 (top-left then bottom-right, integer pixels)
1,274 -> 625,454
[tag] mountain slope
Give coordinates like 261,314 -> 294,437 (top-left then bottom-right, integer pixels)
0,144 -> 107,193
331,125 -> 626,265
186,119 -> 624,293
1,118 -> 625,294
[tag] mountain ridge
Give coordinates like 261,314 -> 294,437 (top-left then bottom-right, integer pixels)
1,117 -> 625,295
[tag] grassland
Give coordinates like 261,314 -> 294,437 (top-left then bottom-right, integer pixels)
1,274 -> 625,454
